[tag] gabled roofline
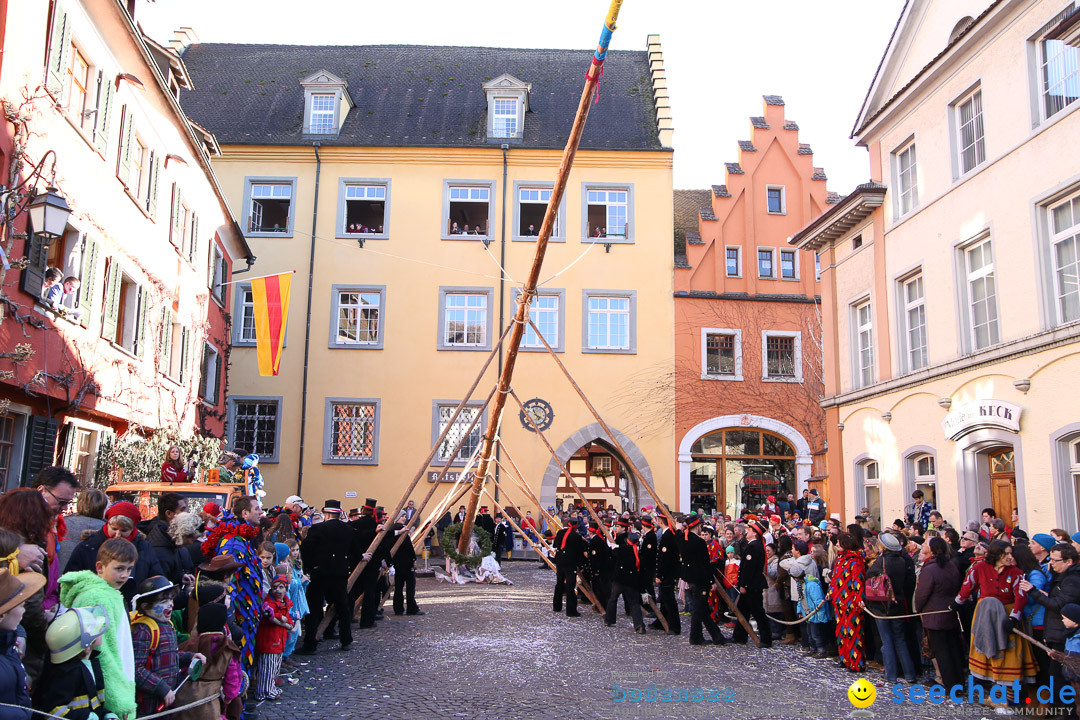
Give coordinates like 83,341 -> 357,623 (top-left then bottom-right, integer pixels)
851,0 -> 912,140
789,182 -> 886,251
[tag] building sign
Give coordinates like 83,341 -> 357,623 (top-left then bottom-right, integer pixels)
942,399 -> 1021,441
427,471 -> 475,483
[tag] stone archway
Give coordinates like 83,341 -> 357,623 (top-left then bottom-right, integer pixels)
539,423 -> 654,508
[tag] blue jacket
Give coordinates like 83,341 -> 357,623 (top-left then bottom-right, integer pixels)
802,566 -> 832,623
1066,627 -> 1080,656
0,630 -> 31,720
1023,567 -> 1049,628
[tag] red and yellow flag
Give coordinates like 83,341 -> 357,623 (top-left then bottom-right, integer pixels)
250,272 -> 292,376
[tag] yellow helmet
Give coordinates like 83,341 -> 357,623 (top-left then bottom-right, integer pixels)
46,606 -> 110,664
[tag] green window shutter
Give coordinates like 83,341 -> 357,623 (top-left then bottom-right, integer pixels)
78,238 -> 98,328
179,327 -> 190,385
169,183 -> 181,246
21,416 -> 59,484
117,108 -> 134,183
19,234 -> 48,298
136,286 -> 151,357
188,213 -> 199,262
147,152 -> 161,218
94,73 -> 114,153
210,349 -> 220,404
45,10 -> 71,97
101,261 -> 121,343
158,309 -> 173,374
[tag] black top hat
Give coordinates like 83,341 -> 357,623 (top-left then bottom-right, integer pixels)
323,499 -> 343,513
348,508 -> 360,516
364,498 -> 377,510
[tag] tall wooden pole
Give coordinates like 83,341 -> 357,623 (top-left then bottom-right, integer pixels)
458,0 -> 625,553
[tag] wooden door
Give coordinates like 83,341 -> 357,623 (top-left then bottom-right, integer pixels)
988,448 -> 1017,521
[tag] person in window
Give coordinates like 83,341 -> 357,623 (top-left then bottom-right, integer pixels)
524,224 -> 537,236
450,222 -> 460,234
593,226 -> 605,238
473,224 -> 484,235
41,267 -> 63,306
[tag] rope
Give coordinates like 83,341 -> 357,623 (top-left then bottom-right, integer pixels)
763,598 -> 827,626
0,695 -> 218,720
483,242 -> 517,285
858,601 -> 958,621
538,240 -> 597,286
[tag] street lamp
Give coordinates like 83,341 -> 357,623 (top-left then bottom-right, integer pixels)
24,186 -> 71,241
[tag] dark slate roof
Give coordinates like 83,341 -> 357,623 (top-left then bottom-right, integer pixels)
763,95 -> 785,106
798,143 -> 813,155
784,120 -> 799,130
738,140 -> 757,152
674,256 -> 691,269
686,232 -> 704,245
725,162 -> 744,175
812,167 -> 827,181
826,191 -> 842,204
179,43 -> 664,150
673,190 -> 711,235
750,116 -> 769,129
712,184 -> 730,198
700,207 -> 718,222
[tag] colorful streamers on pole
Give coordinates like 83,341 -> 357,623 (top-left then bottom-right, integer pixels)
587,0 -> 624,101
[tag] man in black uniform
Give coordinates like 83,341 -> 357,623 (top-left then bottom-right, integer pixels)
390,522 -> 424,616
639,517 -> 658,615
349,498 -> 388,629
678,513 -> 725,645
296,500 -> 359,653
732,519 -> 773,648
604,519 -> 645,634
586,522 -> 612,608
476,505 -> 496,538
552,518 -> 587,616
653,518 -> 681,634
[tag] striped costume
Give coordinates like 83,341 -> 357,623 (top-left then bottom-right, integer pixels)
830,549 -> 867,672
202,515 -> 263,672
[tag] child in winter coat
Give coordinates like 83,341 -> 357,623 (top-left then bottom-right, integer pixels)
129,576 -> 203,716
801,548 -> 833,657
282,540 -> 309,665
0,569 -> 45,720
254,575 -> 293,701
35,606 -> 114,720
176,602 -> 244,720
58,538 -> 137,719
723,546 -> 740,606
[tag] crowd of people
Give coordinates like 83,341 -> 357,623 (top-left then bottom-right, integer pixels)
0,464 -> 422,720
544,490 -> 1080,715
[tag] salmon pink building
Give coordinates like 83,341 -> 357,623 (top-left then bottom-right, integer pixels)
674,96 -> 834,516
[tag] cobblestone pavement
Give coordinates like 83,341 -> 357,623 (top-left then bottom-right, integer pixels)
265,564 -> 1004,720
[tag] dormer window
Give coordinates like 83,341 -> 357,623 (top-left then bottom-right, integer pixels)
300,70 -> 353,136
482,74 -> 530,141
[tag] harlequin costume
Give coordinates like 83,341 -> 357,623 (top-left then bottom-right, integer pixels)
830,548 -> 867,672
201,513 -> 263,672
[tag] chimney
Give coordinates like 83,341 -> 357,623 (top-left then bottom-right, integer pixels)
646,35 -> 673,148
169,27 -> 200,53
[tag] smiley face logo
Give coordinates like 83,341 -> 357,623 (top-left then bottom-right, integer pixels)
848,679 -> 876,708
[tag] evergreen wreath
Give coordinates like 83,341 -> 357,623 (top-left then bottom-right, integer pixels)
440,522 -> 493,568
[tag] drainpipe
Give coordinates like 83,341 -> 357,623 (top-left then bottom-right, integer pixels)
495,143 -> 508,503
296,142 -> 321,496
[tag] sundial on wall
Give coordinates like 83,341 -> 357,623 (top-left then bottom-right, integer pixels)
519,397 -> 554,432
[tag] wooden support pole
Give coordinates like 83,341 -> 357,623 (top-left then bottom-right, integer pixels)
493,444 -> 561,533
457,0 -> 626,553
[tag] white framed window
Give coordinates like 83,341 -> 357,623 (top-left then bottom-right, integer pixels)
433,402 -> 484,466
894,141 -> 919,216
492,98 -> 518,138
444,181 -> 494,239
208,244 -> 226,303
766,186 -> 786,215
308,93 -> 336,134
199,342 -> 220,404
1037,17 -> 1080,120
1050,191 -> 1080,324
901,273 -> 929,372
701,328 -> 742,381
438,287 -> 493,351
953,87 -> 986,175
228,397 -> 282,463
324,398 -> 380,465
856,459 -> 882,531
726,247 -> 741,277
240,286 -> 255,343
523,293 -> 561,350
780,249 -> 798,280
244,178 -> 296,236
514,184 -> 564,241
758,248 -> 775,278
129,135 -> 147,198
338,180 -> 390,237
761,330 -> 802,382
593,455 -> 612,473
914,453 -> 937,507
330,285 -> 384,349
853,299 -> 874,387
65,45 -> 91,126
582,183 -> 635,243
964,237 -> 1000,350
583,290 -> 636,354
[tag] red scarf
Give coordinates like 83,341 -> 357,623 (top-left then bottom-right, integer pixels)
54,514 -> 67,543
560,529 -> 571,550
631,544 -> 640,571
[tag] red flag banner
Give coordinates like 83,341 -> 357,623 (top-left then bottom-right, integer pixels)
250,272 -> 292,376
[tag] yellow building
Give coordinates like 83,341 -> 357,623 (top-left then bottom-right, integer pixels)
178,36 -> 677,512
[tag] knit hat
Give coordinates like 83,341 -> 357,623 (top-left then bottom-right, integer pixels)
105,502 -> 142,541
818,521 -> 829,530
271,574 -> 288,588
203,502 -> 223,520
725,545 -> 735,554
1063,603 -> 1080,625
1032,533 -> 1057,552
274,542 -> 291,563
880,533 -> 902,552
792,540 -> 809,555
197,602 -> 229,634
809,489 -> 819,496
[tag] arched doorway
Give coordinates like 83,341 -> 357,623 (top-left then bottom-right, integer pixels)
688,428 -> 797,518
553,439 -> 634,513
539,422 -> 654,510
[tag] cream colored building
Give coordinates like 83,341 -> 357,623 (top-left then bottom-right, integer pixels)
179,37 -> 677,512
792,0 -> 1080,531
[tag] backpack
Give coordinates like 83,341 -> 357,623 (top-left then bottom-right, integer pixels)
864,563 -> 895,604
130,614 -> 160,670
